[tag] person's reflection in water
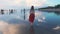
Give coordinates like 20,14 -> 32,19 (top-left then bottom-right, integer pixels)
29,26 -> 35,34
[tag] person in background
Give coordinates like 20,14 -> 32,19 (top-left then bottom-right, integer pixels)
1,9 -> 4,14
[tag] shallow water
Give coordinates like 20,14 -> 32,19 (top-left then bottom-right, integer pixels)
0,10 -> 60,34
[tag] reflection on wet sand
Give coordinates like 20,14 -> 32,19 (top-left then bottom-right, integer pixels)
0,20 -> 30,34
29,26 -> 35,34
2,24 -> 29,34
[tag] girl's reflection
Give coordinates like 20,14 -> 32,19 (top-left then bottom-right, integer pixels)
29,26 -> 35,34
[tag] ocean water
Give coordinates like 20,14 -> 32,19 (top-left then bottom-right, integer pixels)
0,10 -> 60,34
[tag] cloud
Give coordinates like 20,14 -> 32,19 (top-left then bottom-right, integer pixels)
0,21 -> 8,26
0,20 -> 8,32
0,0 -> 47,8
53,26 -> 60,31
0,0 -> 18,6
38,16 -> 46,22
45,0 -> 60,6
0,20 -> 30,34
26,0 -> 47,6
35,12 -> 42,17
0,0 -> 22,8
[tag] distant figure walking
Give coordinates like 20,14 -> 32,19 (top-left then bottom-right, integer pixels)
29,6 -> 35,26
23,9 -> 25,20
9,9 -> 14,14
1,9 -> 4,14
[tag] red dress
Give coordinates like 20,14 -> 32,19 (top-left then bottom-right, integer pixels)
29,13 -> 35,23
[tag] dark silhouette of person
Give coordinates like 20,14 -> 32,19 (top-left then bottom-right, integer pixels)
1,9 -> 4,14
29,6 -> 35,25
10,9 -> 13,14
24,9 -> 25,20
9,9 -> 14,14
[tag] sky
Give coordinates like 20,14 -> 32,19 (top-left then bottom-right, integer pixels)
0,0 -> 60,9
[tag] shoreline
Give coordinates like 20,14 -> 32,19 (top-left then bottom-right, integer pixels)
39,9 -> 60,12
